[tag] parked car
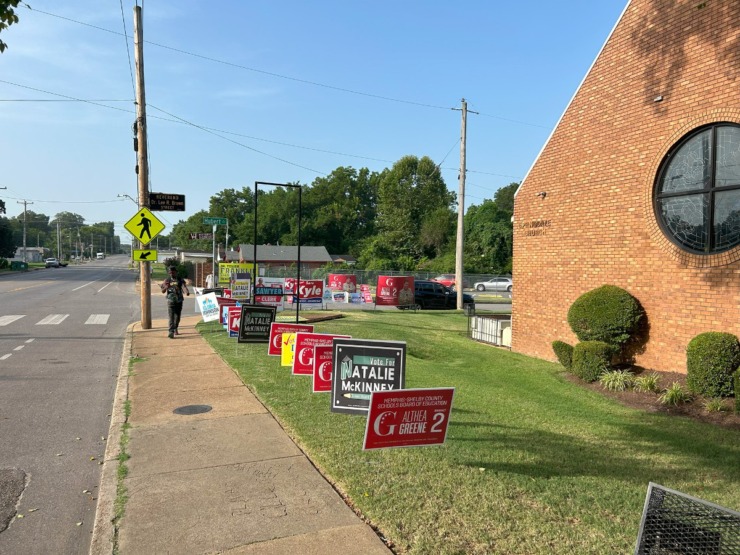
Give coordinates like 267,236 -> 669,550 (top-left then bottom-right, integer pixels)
406,280 -> 475,310
431,274 -> 456,288
96,252 -> 105,259
473,277 -> 513,292
45,258 -> 60,268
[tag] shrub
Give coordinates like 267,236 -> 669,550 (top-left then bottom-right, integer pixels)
599,369 -> 634,391
633,372 -> 661,393
702,398 -> 728,413
572,341 -> 614,383
734,369 -> 740,414
659,382 -> 692,406
0,258 -> 8,269
567,285 -> 643,346
552,341 -> 574,370
686,332 -> 740,398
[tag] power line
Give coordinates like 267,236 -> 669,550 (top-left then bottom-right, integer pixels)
118,0 -> 136,97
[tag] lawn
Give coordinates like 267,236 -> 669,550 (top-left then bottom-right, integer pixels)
199,310 -> 740,554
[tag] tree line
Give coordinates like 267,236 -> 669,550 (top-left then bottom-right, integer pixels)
0,207 -> 120,260
0,155 -> 516,272
170,155 -> 517,274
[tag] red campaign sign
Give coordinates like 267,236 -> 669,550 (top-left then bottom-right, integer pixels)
363,291 -> 373,303
360,284 -> 370,292
312,345 -> 334,392
375,276 -> 415,306
227,306 -> 241,337
267,322 -> 314,356
328,274 -> 357,293
284,279 -> 324,303
220,301 -> 239,326
292,332 -> 350,376
363,388 -> 455,450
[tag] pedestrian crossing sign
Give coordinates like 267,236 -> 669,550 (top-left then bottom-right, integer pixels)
132,249 -> 158,262
124,207 -> 165,246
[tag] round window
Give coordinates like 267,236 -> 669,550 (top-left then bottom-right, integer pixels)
654,123 -> 740,254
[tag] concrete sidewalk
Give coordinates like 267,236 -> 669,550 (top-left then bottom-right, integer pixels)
91,316 -> 390,554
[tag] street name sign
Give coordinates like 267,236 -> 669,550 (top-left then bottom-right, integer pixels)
124,207 -> 165,246
149,192 -> 185,211
132,249 -> 158,262
203,217 -> 227,225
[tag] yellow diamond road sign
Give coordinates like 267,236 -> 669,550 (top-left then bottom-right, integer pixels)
124,207 -> 165,246
132,249 -> 158,262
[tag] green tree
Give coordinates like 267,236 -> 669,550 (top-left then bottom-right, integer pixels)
0,216 -> 16,257
365,155 -> 453,268
0,0 -> 22,53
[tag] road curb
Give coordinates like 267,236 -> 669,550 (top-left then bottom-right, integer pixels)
89,322 -> 135,555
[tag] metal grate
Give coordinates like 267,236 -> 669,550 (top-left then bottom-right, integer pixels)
635,482 -> 740,554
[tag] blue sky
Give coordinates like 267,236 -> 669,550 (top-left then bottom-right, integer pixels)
0,1 -> 627,244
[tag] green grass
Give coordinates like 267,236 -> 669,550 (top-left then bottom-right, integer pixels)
199,311 -> 740,555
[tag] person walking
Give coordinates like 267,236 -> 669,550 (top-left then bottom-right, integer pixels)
161,266 -> 190,338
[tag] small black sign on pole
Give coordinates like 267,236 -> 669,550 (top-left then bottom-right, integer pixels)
149,192 -> 186,211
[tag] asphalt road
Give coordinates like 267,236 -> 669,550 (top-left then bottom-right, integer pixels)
0,256 -> 144,555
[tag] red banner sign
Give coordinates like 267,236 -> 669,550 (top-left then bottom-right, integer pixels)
292,332 -> 350,376
363,388 -> 455,450
375,276 -> 414,306
285,279 -> 324,304
312,345 -> 334,392
227,306 -> 241,337
267,323 -> 314,356
328,274 -> 357,292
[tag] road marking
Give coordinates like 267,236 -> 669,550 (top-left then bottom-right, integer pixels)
13,345 -> 24,351
72,280 -> 98,291
36,314 -> 69,325
25,338 -> 34,343
85,314 -> 110,325
0,354 -> 11,361
0,315 -> 25,326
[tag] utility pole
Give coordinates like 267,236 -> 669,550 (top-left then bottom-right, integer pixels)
454,99 -> 468,310
17,200 -> 33,263
56,221 -> 61,259
134,5 -> 152,329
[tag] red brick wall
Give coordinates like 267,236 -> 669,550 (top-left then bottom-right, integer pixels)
512,0 -> 740,373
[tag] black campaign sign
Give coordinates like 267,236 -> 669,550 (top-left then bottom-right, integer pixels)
238,305 -> 276,343
330,339 -> 406,415
149,192 -> 186,211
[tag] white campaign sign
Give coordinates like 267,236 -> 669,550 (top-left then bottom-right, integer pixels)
196,292 -> 220,322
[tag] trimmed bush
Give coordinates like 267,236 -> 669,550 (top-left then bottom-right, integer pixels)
734,369 -> 740,414
567,285 -> 642,346
572,341 -> 613,383
552,341 -> 574,370
686,332 -> 740,398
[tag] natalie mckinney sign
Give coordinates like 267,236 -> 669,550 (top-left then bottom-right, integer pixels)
375,276 -> 415,306
331,339 -> 406,415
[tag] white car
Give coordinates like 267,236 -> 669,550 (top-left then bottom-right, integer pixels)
45,258 -> 60,268
473,277 -> 513,292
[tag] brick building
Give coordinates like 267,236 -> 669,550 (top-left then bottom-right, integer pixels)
512,0 -> 740,373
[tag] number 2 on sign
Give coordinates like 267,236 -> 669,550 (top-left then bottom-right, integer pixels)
431,411 -> 446,433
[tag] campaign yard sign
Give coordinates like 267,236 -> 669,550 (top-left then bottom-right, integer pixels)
331,339 -> 406,415
268,323 -> 314,356
328,274 -> 357,292
312,345 -> 334,393
227,306 -> 241,338
254,278 -> 285,312
375,276 -> 415,307
292,332 -> 350,376
281,333 -> 297,367
196,292 -> 220,322
285,279 -> 324,305
231,273 -> 251,302
363,388 -> 455,450
238,305 -> 276,343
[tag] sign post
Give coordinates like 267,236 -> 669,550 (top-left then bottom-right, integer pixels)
203,217 -> 228,286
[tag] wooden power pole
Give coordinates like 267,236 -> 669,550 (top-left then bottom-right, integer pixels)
454,99 -> 468,310
134,6 -> 151,329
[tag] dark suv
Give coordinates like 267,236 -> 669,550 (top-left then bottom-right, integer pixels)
411,280 -> 475,310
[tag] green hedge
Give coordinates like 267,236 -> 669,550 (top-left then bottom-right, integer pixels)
567,285 -> 642,346
552,341 -> 574,370
572,341 -> 614,383
686,332 -> 740,398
